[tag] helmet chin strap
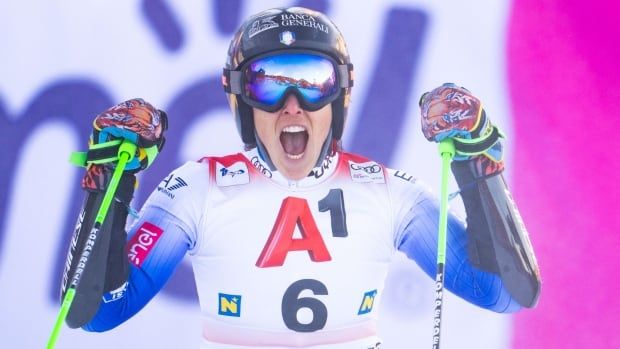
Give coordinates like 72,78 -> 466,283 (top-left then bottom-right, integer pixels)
315,128 -> 334,167
254,134 -> 277,171
254,128 -> 334,174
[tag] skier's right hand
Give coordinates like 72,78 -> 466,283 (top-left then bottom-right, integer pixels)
82,98 -> 168,191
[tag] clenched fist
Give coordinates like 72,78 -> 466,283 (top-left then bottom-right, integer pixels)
82,99 -> 168,191
419,83 -> 503,164
419,83 -> 484,142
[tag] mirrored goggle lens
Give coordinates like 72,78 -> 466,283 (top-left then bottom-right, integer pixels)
243,53 -> 339,109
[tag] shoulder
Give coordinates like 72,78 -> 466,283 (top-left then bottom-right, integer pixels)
150,160 -> 210,202
199,153 -> 254,187
339,151 -> 433,196
149,151 -> 248,203
338,151 -> 387,184
338,151 -> 419,185
144,152 -> 247,214
171,158 -> 211,183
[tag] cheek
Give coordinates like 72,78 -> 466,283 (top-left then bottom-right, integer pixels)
254,119 -> 266,138
319,118 -> 332,138
311,107 -> 333,140
253,113 -> 275,142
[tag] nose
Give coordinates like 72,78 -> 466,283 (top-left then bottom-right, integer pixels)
281,94 -> 302,115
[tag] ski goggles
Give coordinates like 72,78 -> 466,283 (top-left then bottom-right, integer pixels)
223,52 -> 354,112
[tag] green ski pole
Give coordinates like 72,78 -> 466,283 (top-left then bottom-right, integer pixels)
46,140 -> 137,349
432,139 -> 455,349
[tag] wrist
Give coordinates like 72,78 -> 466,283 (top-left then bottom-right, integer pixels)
452,113 -> 503,155
82,165 -> 136,203
452,154 -> 504,183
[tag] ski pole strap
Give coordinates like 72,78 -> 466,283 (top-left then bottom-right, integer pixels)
69,139 -> 123,167
141,144 -> 160,169
94,141 -> 136,223
452,125 -> 504,157
69,139 -> 159,171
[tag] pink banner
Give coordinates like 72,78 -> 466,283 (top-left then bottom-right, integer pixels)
508,0 -> 620,348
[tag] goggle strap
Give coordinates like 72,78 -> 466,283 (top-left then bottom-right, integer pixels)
338,63 -> 354,88
222,68 -> 243,94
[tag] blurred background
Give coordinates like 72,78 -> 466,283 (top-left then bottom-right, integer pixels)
0,0 -> 618,348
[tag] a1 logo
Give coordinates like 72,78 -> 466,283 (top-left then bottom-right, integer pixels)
256,189 -> 348,268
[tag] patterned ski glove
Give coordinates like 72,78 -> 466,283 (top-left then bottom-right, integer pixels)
86,98 -> 168,172
419,83 -> 503,164
79,98 -> 168,191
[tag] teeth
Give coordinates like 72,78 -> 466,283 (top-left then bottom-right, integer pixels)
286,153 -> 304,160
283,125 -> 306,133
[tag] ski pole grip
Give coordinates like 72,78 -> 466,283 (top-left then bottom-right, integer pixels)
118,141 -> 137,162
438,139 -> 455,158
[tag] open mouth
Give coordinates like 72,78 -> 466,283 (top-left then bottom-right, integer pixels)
280,125 -> 309,160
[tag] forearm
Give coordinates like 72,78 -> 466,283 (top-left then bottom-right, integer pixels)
60,168 -> 136,328
452,155 -> 541,308
397,193 -> 521,313
84,206 -> 191,332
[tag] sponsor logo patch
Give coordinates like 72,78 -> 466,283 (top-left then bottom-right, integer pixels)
308,154 -> 334,179
127,222 -> 164,267
279,30 -> 295,45
103,281 -> 128,303
61,209 -> 86,294
349,161 -> 385,183
157,173 -> 188,199
219,167 -> 245,178
358,289 -> 378,315
250,156 -> 273,178
280,13 -> 329,34
216,161 -> 249,186
248,16 -> 279,38
218,293 -> 242,317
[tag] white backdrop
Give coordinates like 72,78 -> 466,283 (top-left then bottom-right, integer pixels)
0,1 -> 514,348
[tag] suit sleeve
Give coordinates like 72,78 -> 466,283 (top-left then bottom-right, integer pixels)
390,173 -> 521,313
84,160 -> 209,331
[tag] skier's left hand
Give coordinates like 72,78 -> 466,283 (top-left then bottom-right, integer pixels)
419,83 -> 504,163
419,83 -> 485,142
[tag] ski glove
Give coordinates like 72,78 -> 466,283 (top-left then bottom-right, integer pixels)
87,98 -> 168,172
419,83 -> 503,162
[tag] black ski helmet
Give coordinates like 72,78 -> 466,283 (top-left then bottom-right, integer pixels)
222,7 -> 354,147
